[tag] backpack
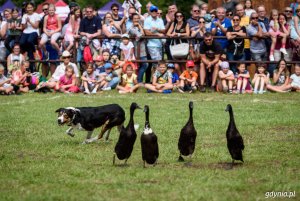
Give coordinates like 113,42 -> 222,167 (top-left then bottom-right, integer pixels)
83,45 -> 93,64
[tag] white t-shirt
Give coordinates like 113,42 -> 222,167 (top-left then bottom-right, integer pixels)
120,41 -> 135,60
52,62 -> 80,81
0,21 -> 7,47
290,74 -> 300,88
21,13 -> 41,34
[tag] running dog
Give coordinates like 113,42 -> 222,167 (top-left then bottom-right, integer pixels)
55,104 -> 125,144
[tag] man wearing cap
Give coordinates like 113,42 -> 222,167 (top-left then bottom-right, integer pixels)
38,51 -> 80,89
199,32 -> 223,92
79,6 -> 102,54
98,62 -> 120,90
144,5 -> 165,68
178,60 -> 198,93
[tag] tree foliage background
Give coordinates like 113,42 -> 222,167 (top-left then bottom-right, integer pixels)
0,0 -> 207,17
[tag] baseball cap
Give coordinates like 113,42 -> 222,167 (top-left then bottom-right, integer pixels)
69,2 -> 79,8
104,62 -> 113,69
186,60 -> 195,68
167,63 -> 175,68
220,61 -> 229,69
94,55 -> 103,62
150,5 -> 158,12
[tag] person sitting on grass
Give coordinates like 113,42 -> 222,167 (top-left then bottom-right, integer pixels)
218,61 -> 235,93
94,55 -> 105,74
235,63 -> 252,94
81,62 -> 100,94
116,63 -> 139,94
56,65 -> 80,94
266,59 -> 290,93
11,61 -> 37,93
178,60 -> 198,93
98,62 -> 120,91
0,65 -> 14,95
267,63 -> 300,92
144,61 -> 173,93
167,63 -> 179,90
252,63 -> 270,94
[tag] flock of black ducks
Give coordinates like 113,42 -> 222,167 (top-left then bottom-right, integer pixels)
113,102 -> 244,168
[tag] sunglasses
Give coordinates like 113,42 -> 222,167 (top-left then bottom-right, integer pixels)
233,19 -> 240,21
86,11 -> 93,13
193,10 -> 200,13
176,15 -> 183,18
204,39 -> 212,42
112,9 -> 119,11
227,13 -> 233,16
158,12 -> 162,15
43,8 -> 48,11
285,10 -> 293,13
151,10 -> 158,13
199,21 -> 205,23
63,56 -> 71,59
251,17 -> 258,20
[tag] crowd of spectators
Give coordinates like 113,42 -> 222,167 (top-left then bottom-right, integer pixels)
0,0 -> 300,95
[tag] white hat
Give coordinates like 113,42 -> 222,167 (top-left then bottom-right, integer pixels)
121,34 -> 130,39
62,51 -> 71,57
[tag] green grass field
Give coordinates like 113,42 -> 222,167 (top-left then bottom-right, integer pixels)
0,92 -> 299,201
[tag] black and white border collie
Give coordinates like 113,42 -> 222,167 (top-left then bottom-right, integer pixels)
55,104 -> 125,144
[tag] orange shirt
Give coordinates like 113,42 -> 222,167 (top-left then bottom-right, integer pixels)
181,70 -> 198,80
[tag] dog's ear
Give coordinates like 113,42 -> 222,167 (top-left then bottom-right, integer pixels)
55,108 -> 64,113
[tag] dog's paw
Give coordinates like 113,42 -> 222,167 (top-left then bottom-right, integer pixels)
84,137 -> 97,144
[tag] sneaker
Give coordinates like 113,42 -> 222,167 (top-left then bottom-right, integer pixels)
91,89 -> 97,94
199,85 -> 206,93
253,90 -> 258,94
223,86 -> 228,93
229,89 -> 233,94
163,89 -> 172,94
241,89 -> 246,94
192,86 -> 197,92
280,48 -> 288,55
178,87 -> 184,93
259,90 -> 264,94
210,86 -> 216,92
269,55 -> 275,61
102,87 -> 111,91
84,90 -> 90,94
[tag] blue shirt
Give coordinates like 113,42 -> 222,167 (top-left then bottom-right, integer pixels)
211,17 -> 232,49
171,72 -> 179,84
144,16 -> 165,47
79,16 -> 102,34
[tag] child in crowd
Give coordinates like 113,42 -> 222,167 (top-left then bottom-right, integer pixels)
235,63 -> 252,94
252,63 -> 270,94
81,63 -> 100,94
39,4 -> 62,56
144,61 -> 173,93
120,34 -> 135,61
0,65 -> 14,95
167,63 -> 179,90
218,61 -> 235,93
290,64 -> 300,91
11,61 -> 36,93
5,8 -> 22,53
94,55 -> 105,74
178,60 -> 198,93
102,50 -> 111,65
269,9 -> 288,61
98,62 -> 120,91
56,65 -> 80,93
7,43 -> 25,75
116,63 -> 139,94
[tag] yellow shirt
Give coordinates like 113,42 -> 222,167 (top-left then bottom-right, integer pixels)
240,16 -> 250,49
